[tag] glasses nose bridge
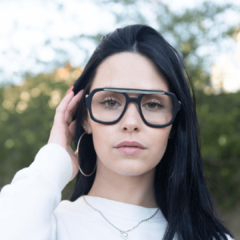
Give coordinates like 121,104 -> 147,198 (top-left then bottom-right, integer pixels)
124,96 -> 141,114
128,97 -> 139,103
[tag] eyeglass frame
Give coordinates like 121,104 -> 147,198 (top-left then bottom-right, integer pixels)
84,87 -> 181,128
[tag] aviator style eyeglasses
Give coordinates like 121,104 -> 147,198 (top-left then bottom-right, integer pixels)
83,88 -> 181,128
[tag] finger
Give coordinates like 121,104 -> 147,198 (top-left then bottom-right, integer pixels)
68,120 -> 77,144
54,90 -> 74,126
69,90 -> 83,111
64,90 -> 83,123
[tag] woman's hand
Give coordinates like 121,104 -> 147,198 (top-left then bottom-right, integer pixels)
47,86 -> 83,181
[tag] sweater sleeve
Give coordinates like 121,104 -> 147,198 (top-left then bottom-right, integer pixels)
0,143 -> 73,240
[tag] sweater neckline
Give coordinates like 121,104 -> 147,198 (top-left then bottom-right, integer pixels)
78,195 -> 166,222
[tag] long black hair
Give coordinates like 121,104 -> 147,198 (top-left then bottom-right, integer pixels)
70,24 -> 233,240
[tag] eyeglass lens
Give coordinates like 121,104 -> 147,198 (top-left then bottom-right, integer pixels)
91,90 -> 174,125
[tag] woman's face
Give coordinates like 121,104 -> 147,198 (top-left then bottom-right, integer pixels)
84,52 -> 172,177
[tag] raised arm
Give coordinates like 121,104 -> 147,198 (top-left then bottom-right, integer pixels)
0,86 -> 83,240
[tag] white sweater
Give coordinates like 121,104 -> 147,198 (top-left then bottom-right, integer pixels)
0,143 -> 234,240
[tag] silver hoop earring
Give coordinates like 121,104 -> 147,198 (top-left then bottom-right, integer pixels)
76,132 -> 97,177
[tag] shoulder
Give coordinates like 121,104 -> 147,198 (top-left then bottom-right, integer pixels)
212,234 -> 234,240
54,200 -> 80,214
52,197 -> 101,236
225,234 -> 234,240
53,197 -> 93,219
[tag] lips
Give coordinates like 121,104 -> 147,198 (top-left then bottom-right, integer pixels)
115,141 -> 146,149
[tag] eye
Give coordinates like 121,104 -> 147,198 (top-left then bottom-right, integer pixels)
99,98 -> 121,108
106,99 -> 117,107
147,102 -> 158,108
143,101 -> 164,109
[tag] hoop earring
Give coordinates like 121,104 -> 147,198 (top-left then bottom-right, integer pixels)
76,132 -> 97,177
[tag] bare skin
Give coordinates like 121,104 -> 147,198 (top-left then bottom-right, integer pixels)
48,52 -> 172,208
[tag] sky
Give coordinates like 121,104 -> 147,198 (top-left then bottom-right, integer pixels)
0,0 -> 240,91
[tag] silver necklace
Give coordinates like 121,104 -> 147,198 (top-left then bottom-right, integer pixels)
83,196 -> 159,239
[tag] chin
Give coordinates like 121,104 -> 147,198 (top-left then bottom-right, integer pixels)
111,160 -> 156,176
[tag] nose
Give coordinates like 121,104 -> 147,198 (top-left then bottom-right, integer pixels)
120,102 -> 142,132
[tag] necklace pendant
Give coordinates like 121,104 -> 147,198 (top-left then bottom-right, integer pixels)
121,231 -> 128,239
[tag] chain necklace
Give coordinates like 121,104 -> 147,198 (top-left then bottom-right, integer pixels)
83,196 -> 159,239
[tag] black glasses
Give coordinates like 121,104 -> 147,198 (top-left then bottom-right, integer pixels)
84,88 -> 181,128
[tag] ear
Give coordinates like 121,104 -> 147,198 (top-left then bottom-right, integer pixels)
82,118 -> 92,134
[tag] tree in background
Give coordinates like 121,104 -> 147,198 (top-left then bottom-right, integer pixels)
85,0 -> 240,89
1,65 -> 239,209
0,63 -> 82,199
196,91 -> 240,210
0,0 -> 239,236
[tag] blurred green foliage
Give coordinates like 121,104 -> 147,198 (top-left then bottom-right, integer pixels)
89,0 -> 240,88
0,63 -> 239,210
0,0 -> 239,214
0,63 -> 81,197
196,91 -> 240,209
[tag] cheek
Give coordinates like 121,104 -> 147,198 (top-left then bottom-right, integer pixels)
90,122 -> 112,153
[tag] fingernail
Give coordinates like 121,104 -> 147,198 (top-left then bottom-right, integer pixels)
67,86 -> 74,94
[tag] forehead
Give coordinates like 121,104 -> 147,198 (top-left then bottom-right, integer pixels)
90,52 -> 169,92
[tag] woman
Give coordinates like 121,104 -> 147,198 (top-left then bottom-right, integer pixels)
0,24 -> 233,240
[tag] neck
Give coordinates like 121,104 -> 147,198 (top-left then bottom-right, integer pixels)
87,159 -> 158,208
